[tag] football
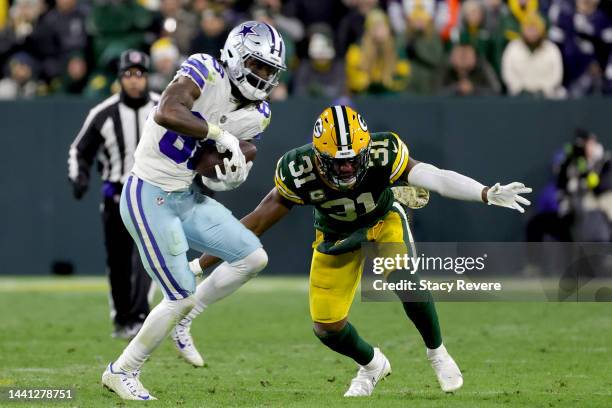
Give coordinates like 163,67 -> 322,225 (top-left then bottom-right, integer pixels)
196,140 -> 257,178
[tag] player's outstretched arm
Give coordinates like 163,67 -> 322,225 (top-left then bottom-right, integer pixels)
402,158 -> 532,213
197,187 -> 293,270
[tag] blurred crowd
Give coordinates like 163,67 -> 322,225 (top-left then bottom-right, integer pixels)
1,0 -> 612,100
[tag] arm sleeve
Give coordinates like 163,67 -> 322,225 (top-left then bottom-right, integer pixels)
67,109 -> 104,184
407,162 -> 485,202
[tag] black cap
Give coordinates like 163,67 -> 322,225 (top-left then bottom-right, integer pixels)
119,50 -> 150,73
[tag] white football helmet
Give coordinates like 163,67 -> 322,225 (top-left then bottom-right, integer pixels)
220,21 -> 287,101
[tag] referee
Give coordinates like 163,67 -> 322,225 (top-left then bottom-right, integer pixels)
68,50 -> 159,339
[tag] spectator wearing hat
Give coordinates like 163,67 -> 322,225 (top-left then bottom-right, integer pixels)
67,50 -> 160,340
501,12 -> 564,98
405,2 -> 445,94
149,37 -> 180,93
499,0 -> 540,43
294,24 -> 346,98
54,52 -> 89,95
0,52 -> 41,99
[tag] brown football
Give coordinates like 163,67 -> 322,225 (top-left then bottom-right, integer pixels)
195,140 -> 257,178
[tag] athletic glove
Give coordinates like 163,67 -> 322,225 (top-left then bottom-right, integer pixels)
70,175 -> 88,200
206,124 -> 245,172
201,159 -> 253,191
486,182 -> 532,213
188,258 -> 203,277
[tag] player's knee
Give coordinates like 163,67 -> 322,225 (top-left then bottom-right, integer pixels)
163,295 -> 195,318
232,247 -> 268,278
249,247 -> 269,273
313,319 -> 348,338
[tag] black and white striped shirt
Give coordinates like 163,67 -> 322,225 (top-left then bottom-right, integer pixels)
68,92 -> 160,185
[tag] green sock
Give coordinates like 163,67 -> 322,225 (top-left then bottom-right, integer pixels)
316,322 -> 374,366
387,271 -> 443,349
400,299 -> 442,349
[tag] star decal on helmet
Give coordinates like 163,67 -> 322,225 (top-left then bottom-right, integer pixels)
238,24 -> 257,39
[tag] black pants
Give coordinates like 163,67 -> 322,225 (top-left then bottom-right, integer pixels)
102,194 -> 152,327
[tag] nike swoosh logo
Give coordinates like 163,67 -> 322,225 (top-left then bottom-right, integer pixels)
279,170 -> 286,181
176,340 -> 186,349
392,142 -> 398,153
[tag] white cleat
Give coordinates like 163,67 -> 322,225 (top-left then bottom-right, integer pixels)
171,324 -> 204,367
427,344 -> 463,392
102,363 -> 156,401
344,347 -> 392,397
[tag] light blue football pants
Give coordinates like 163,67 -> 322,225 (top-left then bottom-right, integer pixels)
120,175 -> 262,300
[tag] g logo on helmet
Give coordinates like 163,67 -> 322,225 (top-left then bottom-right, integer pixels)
313,118 -> 323,138
357,114 -> 368,132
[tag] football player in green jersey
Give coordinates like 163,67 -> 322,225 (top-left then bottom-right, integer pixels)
189,105 -> 532,397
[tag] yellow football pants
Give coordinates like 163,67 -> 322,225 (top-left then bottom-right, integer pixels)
309,204 -> 414,323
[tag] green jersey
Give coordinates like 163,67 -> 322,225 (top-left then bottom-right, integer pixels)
274,132 -> 410,236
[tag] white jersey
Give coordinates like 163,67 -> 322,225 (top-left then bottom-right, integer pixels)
132,53 -> 272,191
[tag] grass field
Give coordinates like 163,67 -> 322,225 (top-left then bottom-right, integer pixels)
0,276 -> 610,407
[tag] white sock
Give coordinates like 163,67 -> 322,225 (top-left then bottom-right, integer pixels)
427,343 -> 448,358
115,296 -> 194,372
363,348 -> 381,370
179,248 -> 268,326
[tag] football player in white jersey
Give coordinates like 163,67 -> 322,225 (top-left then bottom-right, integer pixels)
102,21 -> 286,401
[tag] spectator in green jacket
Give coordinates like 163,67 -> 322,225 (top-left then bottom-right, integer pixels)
457,0 -> 504,75
85,0 -> 157,96
53,52 -> 89,94
405,3 -> 444,95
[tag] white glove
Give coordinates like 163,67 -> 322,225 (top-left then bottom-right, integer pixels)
486,182 -> 532,213
188,258 -> 203,277
215,143 -> 227,154
206,123 -> 245,171
201,159 -> 253,191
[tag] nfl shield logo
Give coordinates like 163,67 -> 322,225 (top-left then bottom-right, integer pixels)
156,196 -> 165,206
130,51 -> 142,64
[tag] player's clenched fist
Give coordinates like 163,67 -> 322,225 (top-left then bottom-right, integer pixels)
206,123 -> 246,170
